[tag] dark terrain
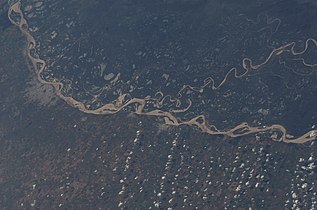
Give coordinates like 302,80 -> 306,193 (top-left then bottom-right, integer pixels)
1,0 -> 317,209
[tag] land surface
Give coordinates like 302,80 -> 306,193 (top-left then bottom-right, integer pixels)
0,23 -> 317,210
1,0 -> 317,209
8,0 -> 317,143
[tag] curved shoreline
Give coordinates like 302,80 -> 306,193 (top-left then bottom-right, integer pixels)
8,1 -> 317,144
